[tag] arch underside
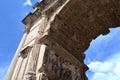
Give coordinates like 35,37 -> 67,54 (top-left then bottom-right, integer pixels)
49,0 -> 120,63
5,0 -> 120,80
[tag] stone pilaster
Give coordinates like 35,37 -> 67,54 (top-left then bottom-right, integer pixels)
36,44 -> 48,80
36,36 -> 88,80
25,42 -> 41,79
11,56 -> 23,80
5,33 -> 28,80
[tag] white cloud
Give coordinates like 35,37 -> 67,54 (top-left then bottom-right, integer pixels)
88,61 -> 114,73
87,53 -> 120,80
25,12 -> 29,15
24,0 -> 32,6
114,64 -> 120,76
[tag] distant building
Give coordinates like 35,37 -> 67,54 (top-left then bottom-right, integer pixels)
5,0 -> 120,80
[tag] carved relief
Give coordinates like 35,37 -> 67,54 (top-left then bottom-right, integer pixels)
39,48 -> 84,80
41,73 -> 48,80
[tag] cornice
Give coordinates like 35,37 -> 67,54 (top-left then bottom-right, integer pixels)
22,0 -> 67,25
22,0 -> 68,34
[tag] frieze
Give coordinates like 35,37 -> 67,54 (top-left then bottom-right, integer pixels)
39,47 -> 87,80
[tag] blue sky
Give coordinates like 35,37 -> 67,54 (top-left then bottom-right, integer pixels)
0,0 -> 40,80
85,28 -> 120,80
0,0 -> 120,80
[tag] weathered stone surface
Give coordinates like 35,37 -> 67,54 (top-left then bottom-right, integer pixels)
6,0 -> 120,80
49,0 -> 120,62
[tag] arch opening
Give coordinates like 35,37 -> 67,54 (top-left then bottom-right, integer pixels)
85,27 -> 120,80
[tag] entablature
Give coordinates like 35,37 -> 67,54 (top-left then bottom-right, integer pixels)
22,0 -> 68,33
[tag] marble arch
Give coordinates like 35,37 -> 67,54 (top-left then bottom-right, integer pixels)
6,0 -> 120,80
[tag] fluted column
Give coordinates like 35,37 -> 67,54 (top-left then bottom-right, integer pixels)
11,56 -> 23,80
5,21 -> 31,80
5,33 -> 28,80
26,42 -> 41,80
36,44 -> 48,80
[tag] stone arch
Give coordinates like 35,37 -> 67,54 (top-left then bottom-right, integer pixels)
21,0 -> 120,80
48,0 -> 120,79
84,27 -> 120,79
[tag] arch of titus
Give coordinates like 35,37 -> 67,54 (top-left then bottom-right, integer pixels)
5,0 -> 120,80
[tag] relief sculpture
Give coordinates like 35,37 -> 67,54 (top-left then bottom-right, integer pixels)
39,48 -> 83,80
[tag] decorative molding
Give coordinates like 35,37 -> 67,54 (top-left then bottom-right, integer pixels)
20,46 -> 32,58
39,47 -> 87,80
26,71 -> 36,80
22,0 -> 68,25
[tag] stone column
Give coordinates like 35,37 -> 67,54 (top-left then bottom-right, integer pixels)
17,56 -> 28,80
36,44 -> 48,80
11,56 -> 23,80
5,33 -> 28,80
5,21 -> 31,80
25,42 -> 41,80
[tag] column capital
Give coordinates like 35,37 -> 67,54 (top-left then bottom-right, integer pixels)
26,71 -> 36,80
